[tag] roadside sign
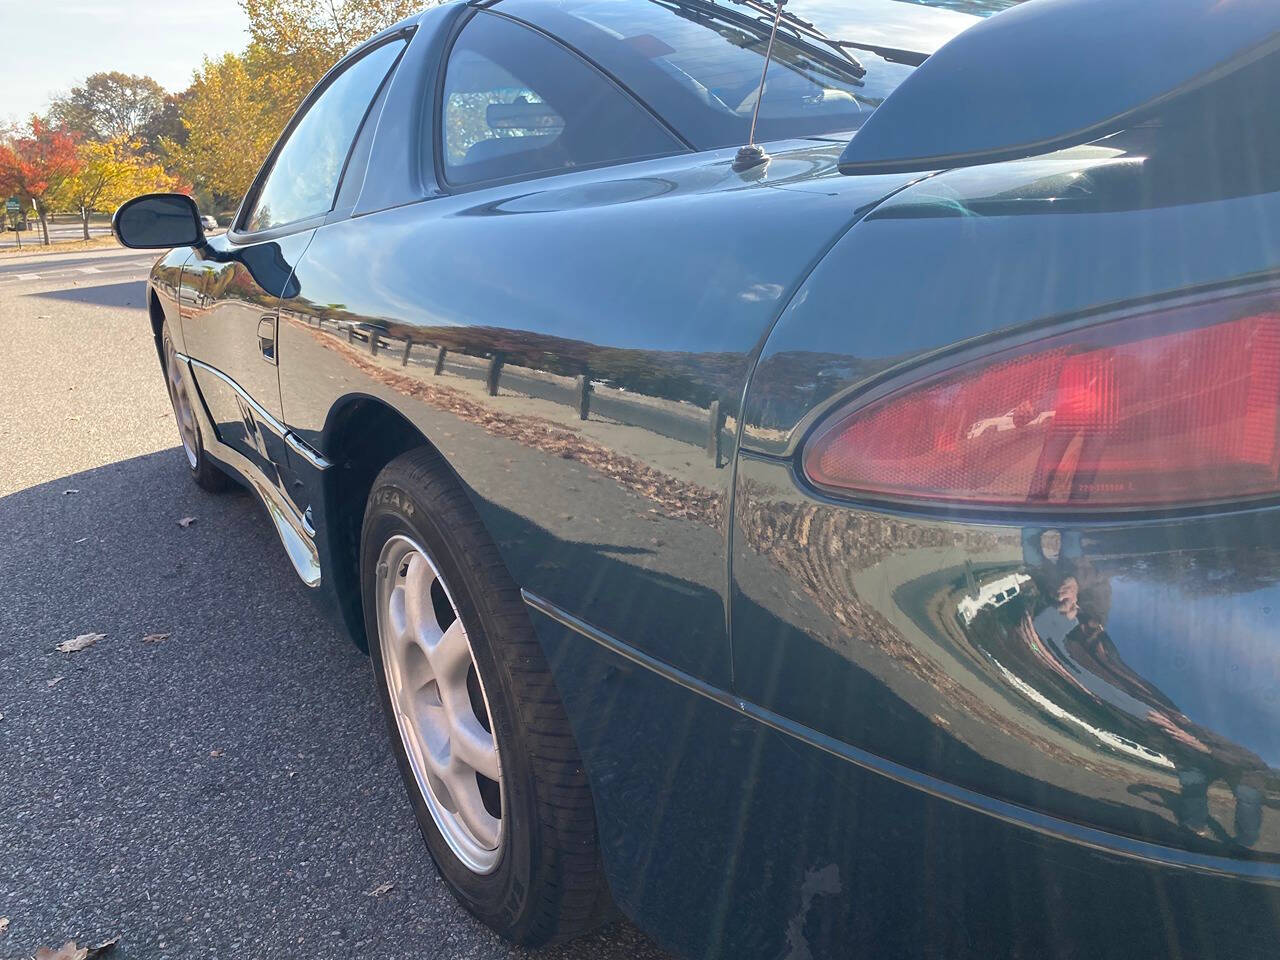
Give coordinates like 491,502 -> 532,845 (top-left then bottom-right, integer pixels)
5,198 -> 18,214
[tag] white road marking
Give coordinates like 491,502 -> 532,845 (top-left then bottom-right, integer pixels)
1,264 -> 152,283
0,254 -> 155,285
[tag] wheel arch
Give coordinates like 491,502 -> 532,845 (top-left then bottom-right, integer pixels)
316,393 -> 470,650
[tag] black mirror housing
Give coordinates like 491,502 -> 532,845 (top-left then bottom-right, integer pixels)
112,193 -> 205,249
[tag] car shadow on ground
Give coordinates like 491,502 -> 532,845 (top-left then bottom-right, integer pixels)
34,281 -> 147,309
0,448 -> 668,960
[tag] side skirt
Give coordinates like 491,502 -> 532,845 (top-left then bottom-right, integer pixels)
177,351 -> 327,588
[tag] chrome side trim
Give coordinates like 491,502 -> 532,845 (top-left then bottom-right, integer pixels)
285,431 -> 333,470
175,352 -> 322,587
255,478 -> 322,587
521,588 -> 1280,887
182,354 -> 287,435
186,353 -> 332,471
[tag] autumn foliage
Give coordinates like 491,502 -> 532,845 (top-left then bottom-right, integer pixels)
0,118 -> 80,244
53,138 -> 187,240
166,0 -> 428,204
1,0 -> 435,243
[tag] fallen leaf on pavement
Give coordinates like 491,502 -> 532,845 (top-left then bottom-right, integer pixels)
88,937 -> 120,957
47,676 -> 64,688
366,881 -> 394,897
32,937 -> 119,960
210,749 -> 225,758
34,942 -> 86,960
57,633 -> 104,653
177,516 -> 197,528
141,632 -> 170,644
63,489 -> 79,496
0,915 -> 8,933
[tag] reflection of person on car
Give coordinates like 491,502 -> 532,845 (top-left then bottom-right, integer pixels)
1020,528 -> 1267,846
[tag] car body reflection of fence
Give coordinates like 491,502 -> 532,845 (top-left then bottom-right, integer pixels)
305,314 -> 735,467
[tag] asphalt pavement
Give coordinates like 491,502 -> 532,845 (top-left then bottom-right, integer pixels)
0,245 -> 671,960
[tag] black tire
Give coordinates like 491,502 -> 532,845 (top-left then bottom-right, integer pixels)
160,321 -> 231,493
361,446 -> 608,946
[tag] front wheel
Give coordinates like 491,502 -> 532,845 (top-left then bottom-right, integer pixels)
160,322 -> 230,492
361,447 -> 608,945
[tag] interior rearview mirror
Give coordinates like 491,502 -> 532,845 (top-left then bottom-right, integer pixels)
112,193 -> 205,249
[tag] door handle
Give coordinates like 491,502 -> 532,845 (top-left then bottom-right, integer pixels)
258,316 -> 277,365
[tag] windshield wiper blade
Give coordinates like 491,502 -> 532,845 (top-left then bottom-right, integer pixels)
832,39 -> 929,68
730,0 -> 929,68
726,0 -> 867,76
666,0 -> 867,81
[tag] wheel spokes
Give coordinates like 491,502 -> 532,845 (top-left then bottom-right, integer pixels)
427,619 -> 472,683
377,536 -> 504,869
451,712 -> 501,782
429,620 -> 500,781
446,760 -> 502,848
402,552 -> 440,648
387,582 -> 410,645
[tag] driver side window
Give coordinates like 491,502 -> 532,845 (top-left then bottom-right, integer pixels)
440,12 -> 683,188
243,38 -> 405,233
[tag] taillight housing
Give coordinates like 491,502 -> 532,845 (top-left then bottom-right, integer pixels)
803,292 -> 1280,509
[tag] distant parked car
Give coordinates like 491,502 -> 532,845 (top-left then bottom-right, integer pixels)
111,0 -> 1280,957
199,215 -> 218,230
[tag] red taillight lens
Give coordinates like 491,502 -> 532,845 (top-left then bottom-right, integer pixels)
803,296 -> 1280,508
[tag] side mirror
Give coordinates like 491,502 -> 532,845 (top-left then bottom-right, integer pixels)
112,193 -> 205,249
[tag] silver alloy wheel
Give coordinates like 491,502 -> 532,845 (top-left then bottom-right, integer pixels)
375,534 -> 505,874
163,334 -> 200,470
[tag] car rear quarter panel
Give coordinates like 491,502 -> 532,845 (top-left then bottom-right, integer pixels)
733,142 -> 1280,869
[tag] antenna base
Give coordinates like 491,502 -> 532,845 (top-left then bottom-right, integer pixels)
732,143 -> 770,172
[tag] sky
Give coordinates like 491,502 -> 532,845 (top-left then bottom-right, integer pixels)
0,0 -> 251,123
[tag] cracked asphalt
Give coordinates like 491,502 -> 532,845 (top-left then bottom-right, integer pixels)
0,246 -> 671,960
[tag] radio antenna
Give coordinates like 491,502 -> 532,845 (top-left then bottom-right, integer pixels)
733,0 -> 787,172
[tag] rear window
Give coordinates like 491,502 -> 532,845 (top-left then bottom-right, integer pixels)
440,11 -> 682,187
498,0 -> 913,149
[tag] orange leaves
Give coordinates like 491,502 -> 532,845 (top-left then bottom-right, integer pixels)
0,118 -> 80,206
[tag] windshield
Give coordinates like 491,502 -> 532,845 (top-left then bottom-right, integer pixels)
904,0 -> 1021,14
498,0 -> 916,149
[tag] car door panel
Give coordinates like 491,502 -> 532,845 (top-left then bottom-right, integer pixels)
178,33 -> 407,507
183,231 -> 313,482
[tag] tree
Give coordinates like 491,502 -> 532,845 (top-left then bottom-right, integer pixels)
164,53 -> 274,206
240,0 -> 427,148
48,138 -> 185,239
0,118 -> 80,245
167,0 -> 437,210
136,92 -> 189,159
242,0 -> 424,79
48,72 -> 168,143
